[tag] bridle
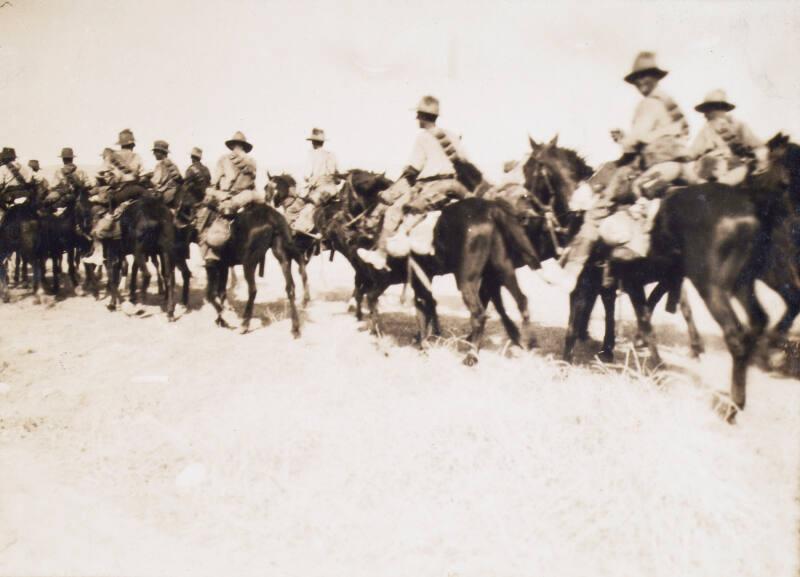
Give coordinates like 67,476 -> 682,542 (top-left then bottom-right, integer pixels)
527,156 -> 570,256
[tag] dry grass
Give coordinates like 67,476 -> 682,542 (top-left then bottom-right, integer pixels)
0,252 -> 797,576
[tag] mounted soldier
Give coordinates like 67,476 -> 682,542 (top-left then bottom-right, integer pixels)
27,160 -> 50,198
197,131 -> 260,263
184,146 -> 211,203
283,128 -> 339,235
149,140 -> 182,207
689,89 -> 767,186
541,52 -> 695,291
0,147 -> 34,225
83,130 -> 145,265
357,95 -> 473,270
52,147 -> 92,195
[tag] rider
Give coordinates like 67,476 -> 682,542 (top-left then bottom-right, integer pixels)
197,131 -> 259,263
541,52 -> 693,292
357,95 -> 470,270
83,130 -> 145,265
27,160 -> 50,198
689,89 -> 767,185
52,147 -> 92,193
284,128 -> 339,234
0,147 -> 34,225
149,140 -> 182,207
183,146 -> 211,203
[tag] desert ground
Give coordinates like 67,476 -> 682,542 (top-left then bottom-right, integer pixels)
0,248 -> 798,577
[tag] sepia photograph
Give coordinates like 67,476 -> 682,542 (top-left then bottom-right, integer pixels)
0,0 -> 798,575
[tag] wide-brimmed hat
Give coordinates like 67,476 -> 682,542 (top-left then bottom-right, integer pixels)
152,140 -> 170,154
1,147 -> 17,162
306,128 -> 326,142
28,159 -> 40,170
117,129 -> 136,146
100,147 -> 114,157
624,52 -> 669,84
694,89 -> 735,113
59,147 -> 76,159
225,131 -> 253,153
414,95 -> 440,116
190,146 -> 203,159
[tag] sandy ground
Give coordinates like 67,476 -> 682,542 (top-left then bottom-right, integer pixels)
0,249 -> 798,577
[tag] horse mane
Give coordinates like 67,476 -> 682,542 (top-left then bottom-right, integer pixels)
522,138 -> 593,215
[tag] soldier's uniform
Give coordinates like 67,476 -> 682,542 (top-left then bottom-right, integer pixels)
0,148 -> 33,223
286,128 -> 338,234
544,52 -> 693,291
689,90 -> 766,186
47,147 -> 92,204
198,131 -> 260,262
28,160 -> 50,200
150,140 -> 182,206
184,147 -> 211,202
358,95 -> 470,270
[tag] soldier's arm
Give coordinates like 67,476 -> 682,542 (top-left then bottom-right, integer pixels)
621,99 -> 661,149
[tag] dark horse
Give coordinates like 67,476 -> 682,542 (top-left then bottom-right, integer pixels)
316,169 -> 542,364
0,194 -> 44,303
38,183 -> 92,297
202,202 -> 301,336
564,134 -> 800,421
101,185 -> 177,320
264,173 -> 318,306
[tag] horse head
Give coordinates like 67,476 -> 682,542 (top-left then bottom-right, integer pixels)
264,173 -> 297,207
523,134 -> 593,221
766,132 -> 800,206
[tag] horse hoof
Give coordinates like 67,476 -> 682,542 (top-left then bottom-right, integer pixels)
712,392 -> 738,424
598,350 -> 614,363
2,295 -> 9,304
527,336 -> 538,349
463,353 -> 478,367
167,314 -> 176,323
240,325 -> 250,335
292,329 -> 301,339
106,303 -> 116,312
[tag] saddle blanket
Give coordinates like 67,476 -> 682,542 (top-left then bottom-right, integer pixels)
386,211 -> 441,258
597,198 -> 661,259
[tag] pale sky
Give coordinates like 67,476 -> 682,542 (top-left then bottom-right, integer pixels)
1,0 -> 799,184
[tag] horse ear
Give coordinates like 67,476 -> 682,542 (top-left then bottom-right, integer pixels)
266,170 -> 272,180
549,134 -> 559,148
528,135 -> 540,151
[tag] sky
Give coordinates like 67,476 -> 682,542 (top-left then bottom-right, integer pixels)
1,0 -> 799,184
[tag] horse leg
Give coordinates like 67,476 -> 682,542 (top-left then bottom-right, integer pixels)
564,273 -> 596,363
67,248 -> 79,292
13,253 -> 20,287
205,264 -> 228,328
31,255 -> 44,304
161,251 -> 176,322
152,255 -> 164,296
274,243 -> 301,338
298,254 -> 310,308
240,261 -> 258,334
599,286 -> 617,362
138,253 -> 152,304
459,278 -> 487,366
0,254 -> 9,303
177,258 -> 191,307
51,252 -> 62,297
258,255 -> 266,278
411,276 -> 438,348
105,244 -> 123,312
678,287 -> 705,358
624,280 -> 662,367
481,278 -> 521,349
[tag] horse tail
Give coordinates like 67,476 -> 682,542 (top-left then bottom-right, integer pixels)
488,201 -> 541,269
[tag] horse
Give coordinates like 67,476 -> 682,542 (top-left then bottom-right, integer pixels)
0,194 -> 44,303
647,133 -> 800,360
38,184 -> 91,297
320,169 -> 542,364
514,138 -> 708,363
264,173 -> 317,307
202,202 -> 301,336
100,185 -> 177,320
566,133 -> 800,421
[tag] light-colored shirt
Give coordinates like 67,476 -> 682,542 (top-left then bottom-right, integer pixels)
689,115 -> 765,165
408,128 -> 465,180
214,149 -> 257,192
306,148 -> 338,188
151,158 -> 182,193
0,162 -> 32,191
53,164 -> 92,189
30,171 -> 49,191
105,149 -> 143,183
620,89 -> 688,150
